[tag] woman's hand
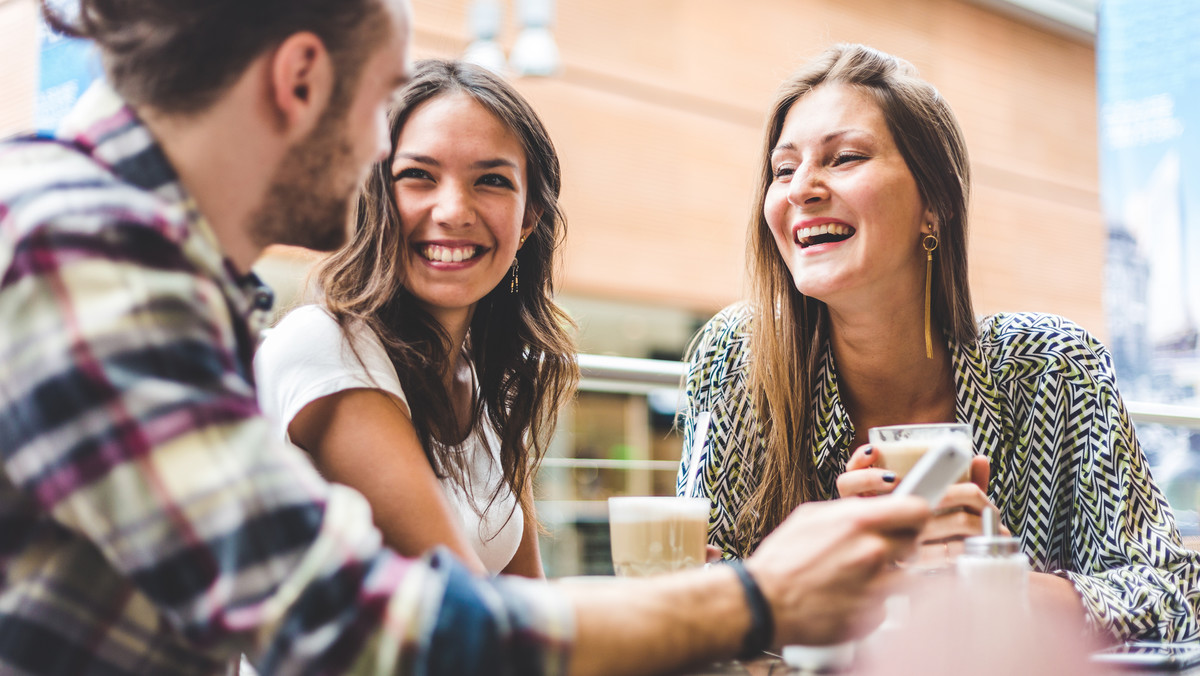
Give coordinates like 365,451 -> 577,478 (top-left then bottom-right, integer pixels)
705,545 -> 723,563
835,444 -> 897,497
912,456 -> 1010,565
837,450 -> 1006,561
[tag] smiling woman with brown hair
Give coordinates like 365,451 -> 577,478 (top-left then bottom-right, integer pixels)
255,59 -> 578,577
678,42 -> 1200,642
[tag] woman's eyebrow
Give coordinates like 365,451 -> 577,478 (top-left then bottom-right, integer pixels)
473,158 -> 519,170
393,152 -> 438,165
772,128 -> 875,157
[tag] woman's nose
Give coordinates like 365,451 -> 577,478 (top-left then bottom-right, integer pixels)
787,165 -> 829,206
431,183 -> 475,227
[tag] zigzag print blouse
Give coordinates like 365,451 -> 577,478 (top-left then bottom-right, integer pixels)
677,303 -> 1200,641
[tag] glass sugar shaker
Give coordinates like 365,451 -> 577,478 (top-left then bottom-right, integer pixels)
957,507 -> 1030,608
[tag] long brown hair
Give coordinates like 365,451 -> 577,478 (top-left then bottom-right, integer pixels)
39,0 -> 387,115
316,60 -> 578,526
737,44 -> 975,554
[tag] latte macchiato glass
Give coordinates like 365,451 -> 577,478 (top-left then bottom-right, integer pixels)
608,496 -> 709,578
868,423 -> 974,483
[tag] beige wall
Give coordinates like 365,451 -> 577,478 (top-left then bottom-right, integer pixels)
0,0 -> 1105,338
0,0 -> 36,137
411,0 -> 1105,337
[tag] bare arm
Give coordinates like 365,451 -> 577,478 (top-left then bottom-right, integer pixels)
560,496 -> 930,676
560,566 -> 748,676
502,478 -> 545,579
288,387 -> 490,576
1029,571 -> 1088,632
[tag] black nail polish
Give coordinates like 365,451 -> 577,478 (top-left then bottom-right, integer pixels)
863,445 -> 873,456
882,472 -> 896,483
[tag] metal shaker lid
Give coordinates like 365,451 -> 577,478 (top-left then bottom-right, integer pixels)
964,535 -> 1022,557
963,506 -> 1021,557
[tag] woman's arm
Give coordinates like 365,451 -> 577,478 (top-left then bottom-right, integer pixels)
501,477 -> 545,578
288,387 -> 491,576
1056,369 -> 1200,641
1029,571 -> 1088,633
999,316 -> 1200,641
676,305 -> 759,559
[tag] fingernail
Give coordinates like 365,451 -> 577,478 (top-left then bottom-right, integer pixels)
862,445 -> 874,456
882,472 -> 896,483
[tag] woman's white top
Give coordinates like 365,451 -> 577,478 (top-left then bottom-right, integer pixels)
253,304 -> 523,574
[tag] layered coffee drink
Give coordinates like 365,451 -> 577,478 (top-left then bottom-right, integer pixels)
608,496 -> 709,577
869,423 -> 973,482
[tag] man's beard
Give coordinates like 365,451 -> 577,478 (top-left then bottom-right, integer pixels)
249,110 -> 360,253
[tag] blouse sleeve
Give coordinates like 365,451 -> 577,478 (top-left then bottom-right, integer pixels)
676,304 -> 764,559
1014,319 -> 1200,641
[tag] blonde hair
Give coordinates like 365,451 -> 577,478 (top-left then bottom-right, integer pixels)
736,44 -> 975,554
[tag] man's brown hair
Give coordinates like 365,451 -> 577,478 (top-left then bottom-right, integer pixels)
40,0 -> 389,114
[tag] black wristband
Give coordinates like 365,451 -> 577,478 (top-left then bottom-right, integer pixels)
721,559 -> 775,660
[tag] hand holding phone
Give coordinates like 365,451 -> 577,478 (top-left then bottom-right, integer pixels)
890,438 -> 973,504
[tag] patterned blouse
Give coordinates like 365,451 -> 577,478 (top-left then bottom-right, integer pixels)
677,303 -> 1200,642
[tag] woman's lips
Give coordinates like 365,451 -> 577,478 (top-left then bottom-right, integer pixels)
794,223 -> 856,248
418,243 -> 485,263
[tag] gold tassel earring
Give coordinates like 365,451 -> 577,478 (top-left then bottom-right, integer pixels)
510,234 -> 527,294
923,229 -> 939,359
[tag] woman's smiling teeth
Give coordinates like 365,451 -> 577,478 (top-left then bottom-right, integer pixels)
795,223 -> 855,248
420,244 -> 484,263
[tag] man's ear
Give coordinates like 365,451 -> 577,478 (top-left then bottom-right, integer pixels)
269,32 -> 335,140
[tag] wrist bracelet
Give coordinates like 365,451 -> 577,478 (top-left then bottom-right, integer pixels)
721,559 -> 775,660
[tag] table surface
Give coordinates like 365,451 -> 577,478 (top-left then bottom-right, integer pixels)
677,656 -> 792,675
678,654 -> 1200,675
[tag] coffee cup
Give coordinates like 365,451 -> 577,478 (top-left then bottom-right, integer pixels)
868,423 -> 974,483
608,496 -> 709,577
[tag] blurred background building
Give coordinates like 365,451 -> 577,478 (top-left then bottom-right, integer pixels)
1097,1 -> 1200,536
0,0 -> 1115,575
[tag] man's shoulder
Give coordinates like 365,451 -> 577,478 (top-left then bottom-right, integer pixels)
0,135 -> 111,198
0,136 -> 179,245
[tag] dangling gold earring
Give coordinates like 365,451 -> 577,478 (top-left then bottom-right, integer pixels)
923,228 -> 939,359
510,234 -> 528,294
509,234 -> 530,294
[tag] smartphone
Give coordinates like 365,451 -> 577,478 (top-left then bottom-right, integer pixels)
1090,642 -> 1200,671
889,438 -> 972,504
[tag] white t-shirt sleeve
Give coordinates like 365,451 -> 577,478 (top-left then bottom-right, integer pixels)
254,305 -> 408,441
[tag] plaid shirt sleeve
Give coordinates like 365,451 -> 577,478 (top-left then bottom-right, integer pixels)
0,173 -> 571,674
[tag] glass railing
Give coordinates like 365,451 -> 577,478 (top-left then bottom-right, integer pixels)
535,354 -> 1200,576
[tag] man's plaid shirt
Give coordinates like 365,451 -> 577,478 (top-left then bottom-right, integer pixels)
0,82 -> 571,675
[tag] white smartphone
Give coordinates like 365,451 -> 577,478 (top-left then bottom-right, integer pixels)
889,438 -> 973,504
